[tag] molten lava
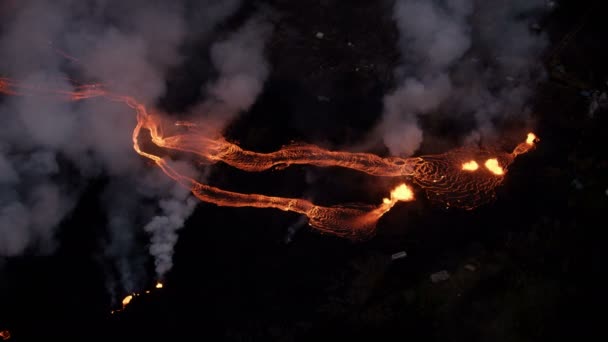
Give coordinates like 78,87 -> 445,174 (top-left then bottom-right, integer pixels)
462,160 -> 479,171
121,295 -> 133,307
526,132 -> 537,145
110,281 -> 165,314
513,132 -> 539,156
0,78 -> 538,238
484,158 -> 505,176
387,183 -> 414,203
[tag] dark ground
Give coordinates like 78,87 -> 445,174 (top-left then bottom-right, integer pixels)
2,0 -> 607,340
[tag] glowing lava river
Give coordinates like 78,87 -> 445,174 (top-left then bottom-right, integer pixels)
0,78 -> 538,240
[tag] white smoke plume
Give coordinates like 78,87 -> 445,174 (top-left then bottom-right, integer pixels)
194,10 -> 274,129
102,179 -> 150,294
140,159 -> 203,279
144,183 -> 198,277
381,0 -> 548,156
0,0 -> 273,294
142,8 -> 275,279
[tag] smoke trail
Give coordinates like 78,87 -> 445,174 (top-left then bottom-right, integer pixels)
101,179 -> 151,295
144,184 -> 198,278
0,138 -> 77,256
381,0 -> 548,156
135,8 -> 275,275
141,8 -> 274,278
141,160 -> 202,279
0,0 -> 274,293
193,9 -> 275,129
0,0 -> 185,290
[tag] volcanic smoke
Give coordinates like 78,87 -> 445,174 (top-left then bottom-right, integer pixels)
0,78 -> 538,241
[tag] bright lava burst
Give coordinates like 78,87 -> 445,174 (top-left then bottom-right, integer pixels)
484,158 -> 505,176
0,78 -> 538,241
383,184 -> 414,204
462,160 -> 479,171
111,282 -> 164,314
121,295 -> 133,307
526,132 -> 537,145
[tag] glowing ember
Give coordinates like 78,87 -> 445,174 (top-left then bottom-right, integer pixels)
0,78 -> 539,239
484,158 -> 504,176
110,281 -> 164,314
462,160 -> 479,171
382,183 -> 413,206
526,132 -> 537,145
122,295 -> 133,307
513,132 -> 539,156
0,330 -> 10,340
391,183 -> 414,202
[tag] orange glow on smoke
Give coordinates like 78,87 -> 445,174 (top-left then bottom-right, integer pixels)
484,158 -> 504,176
0,78 -> 539,238
0,78 -> 18,96
462,160 -> 479,171
0,330 -> 10,340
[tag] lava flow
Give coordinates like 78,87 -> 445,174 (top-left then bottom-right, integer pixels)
0,78 -> 538,239
407,133 -> 537,209
111,282 -> 164,314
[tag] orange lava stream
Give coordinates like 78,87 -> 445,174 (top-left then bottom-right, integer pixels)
156,132 -> 415,176
0,79 -> 538,238
408,133 -> 538,209
132,111 -> 406,239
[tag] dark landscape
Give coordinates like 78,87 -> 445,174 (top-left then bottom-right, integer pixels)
1,0 -> 606,340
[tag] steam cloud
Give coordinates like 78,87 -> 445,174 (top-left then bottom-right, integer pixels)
1,0 -> 547,299
381,0 -> 548,156
144,177 -> 198,278
194,10 -> 274,129
0,0 -> 273,295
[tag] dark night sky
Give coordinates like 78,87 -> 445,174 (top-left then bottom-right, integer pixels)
1,0 -> 607,341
